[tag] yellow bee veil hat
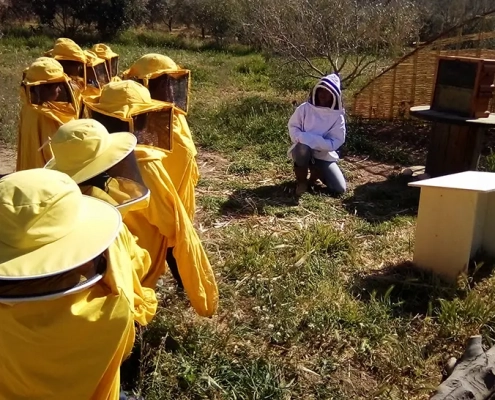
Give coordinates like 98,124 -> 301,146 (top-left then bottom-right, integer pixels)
0,169 -> 121,281
45,119 -> 150,216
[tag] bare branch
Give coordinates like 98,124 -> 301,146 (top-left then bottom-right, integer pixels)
338,54 -> 350,74
344,57 -> 376,87
244,0 -> 422,88
325,53 -> 339,75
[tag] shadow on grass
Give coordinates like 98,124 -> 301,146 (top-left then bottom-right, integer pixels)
220,182 -> 298,216
351,261 -> 457,318
121,320 -> 182,393
343,174 -> 420,223
351,255 -> 495,319
466,253 -> 495,287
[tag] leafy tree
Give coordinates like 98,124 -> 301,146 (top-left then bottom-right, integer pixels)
26,0 -> 147,39
417,0 -> 495,38
30,0 -> 91,36
147,0 -> 181,31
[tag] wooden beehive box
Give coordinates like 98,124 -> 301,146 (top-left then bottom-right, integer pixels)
431,56 -> 495,118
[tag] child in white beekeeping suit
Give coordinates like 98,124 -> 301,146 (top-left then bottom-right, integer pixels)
288,74 -> 347,196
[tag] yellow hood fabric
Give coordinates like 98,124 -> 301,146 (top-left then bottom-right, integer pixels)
24,57 -> 66,84
123,53 -> 178,80
84,80 -> 199,219
122,53 -> 191,114
92,43 -> 119,60
51,38 -> 86,63
16,59 -> 78,171
124,145 -> 218,317
0,224 -> 157,400
84,50 -> 106,67
85,80 -> 163,118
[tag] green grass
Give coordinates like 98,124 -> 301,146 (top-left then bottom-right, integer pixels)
4,30 -> 495,399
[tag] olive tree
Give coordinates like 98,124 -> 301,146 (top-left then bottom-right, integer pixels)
185,0 -> 241,41
417,0 -> 495,37
26,0 -> 147,39
147,0 -> 182,31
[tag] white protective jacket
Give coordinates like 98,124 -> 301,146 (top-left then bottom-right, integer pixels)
288,74 -> 346,163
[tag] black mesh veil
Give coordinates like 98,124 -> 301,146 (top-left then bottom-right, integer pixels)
133,109 -> 173,150
58,60 -> 85,80
109,57 -> 119,78
88,108 -> 173,151
89,109 -> 130,133
86,63 -> 110,89
29,82 -> 73,105
147,72 -> 189,113
0,255 -> 107,302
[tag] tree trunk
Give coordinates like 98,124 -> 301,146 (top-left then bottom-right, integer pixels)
167,17 -> 173,32
431,335 -> 495,399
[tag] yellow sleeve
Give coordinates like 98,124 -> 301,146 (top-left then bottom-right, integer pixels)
175,156 -> 199,222
106,225 -> 158,326
141,159 -> 218,317
139,159 -> 179,245
16,107 -> 56,171
166,114 -> 199,220
173,196 -> 218,317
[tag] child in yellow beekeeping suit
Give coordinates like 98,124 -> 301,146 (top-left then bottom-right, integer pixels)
123,53 -> 198,221
123,53 -> 191,114
46,38 -> 111,113
46,118 -> 218,317
0,168 -> 156,400
81,80 -> 214,299
92,43 -> 121,80
16,57 -> 78,171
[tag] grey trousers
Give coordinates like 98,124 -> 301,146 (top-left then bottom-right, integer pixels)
292,143 -> 346,194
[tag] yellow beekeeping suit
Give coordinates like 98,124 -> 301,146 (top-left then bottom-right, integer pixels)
122,54 -> 198,219
16,57 -> 78,171
83,80 -> 198,219
92,43 -> 120,79
124,145 -> 218,317
0,226 -> 157,400
0,168 -> 156,400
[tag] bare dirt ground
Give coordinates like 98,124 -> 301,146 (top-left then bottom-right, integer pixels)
0,141 -> 401,185
0,146 -> 404,217
196,151 -> 402,191
343,155 -> 402,187
0,144 -> 15,175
